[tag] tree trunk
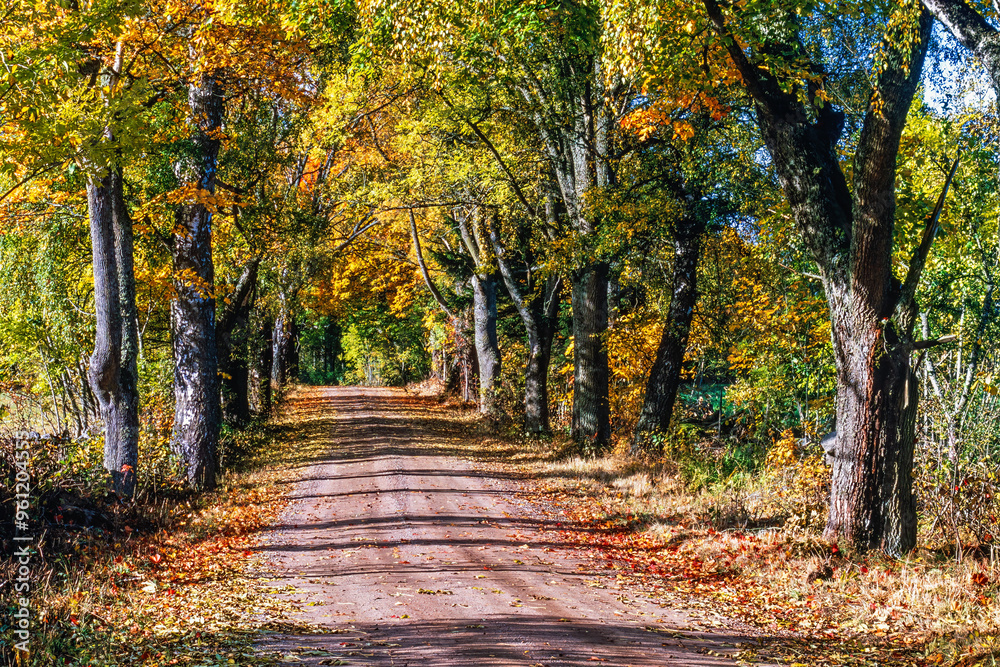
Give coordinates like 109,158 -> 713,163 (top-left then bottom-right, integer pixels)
170,73 -> 223,491
523,340 -> 552,433
571,262 -> 611,447
250,317 -> 273,416
703,0 -> 932,553
220,325 -> 252,426
218,259 -> 259,427
489,214 -> 562,434
472,274 -> 501,414
111,170 -> 140,497
226,360 -> 251,424
524,277 -> 561,434
86,170 -> 139,498
823,296 -> 920,552
633,215 -> 706,451
271,297 -> 294,395
512,56 -> 614,447
288,318 -> 300,382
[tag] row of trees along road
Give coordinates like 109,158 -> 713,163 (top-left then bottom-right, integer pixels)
2,0 -> 1000,556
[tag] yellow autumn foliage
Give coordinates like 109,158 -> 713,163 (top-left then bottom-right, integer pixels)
608,308 -> 663,436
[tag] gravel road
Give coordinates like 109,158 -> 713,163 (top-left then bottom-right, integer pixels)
257,386 -> 772,666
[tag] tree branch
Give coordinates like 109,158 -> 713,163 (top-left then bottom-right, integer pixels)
922,0 -> 1000,89
911,333 -> 958,350
217,256 -> 260,338
438,90 -> 540,220
410,209 -> 455,319
895,151 -> 960,331
486,215 -> 532,325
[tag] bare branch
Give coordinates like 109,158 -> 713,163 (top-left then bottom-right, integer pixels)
911,333 -> 958,350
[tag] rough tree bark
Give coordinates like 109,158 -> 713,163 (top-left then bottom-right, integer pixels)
633,213 -> 707,451
86,168 -> 139,498
570,262 -> 611,446
111,170 -> 139,496
170,73 -> 223,491
705,0 -> 934,554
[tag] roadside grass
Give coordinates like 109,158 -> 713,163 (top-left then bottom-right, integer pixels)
443,406 -> 997,667
0,388 -> 330,667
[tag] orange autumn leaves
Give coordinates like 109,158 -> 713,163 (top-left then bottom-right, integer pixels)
619,95 -> 729,142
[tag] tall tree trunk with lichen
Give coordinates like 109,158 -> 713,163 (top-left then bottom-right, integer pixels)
170,73 -> 223,491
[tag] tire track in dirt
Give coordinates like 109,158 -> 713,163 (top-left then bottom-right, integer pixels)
256,386 -> 775,666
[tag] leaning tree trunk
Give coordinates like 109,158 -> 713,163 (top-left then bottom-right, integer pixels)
86,169 -> 139,498
170,73 -> 223,491
633,214 -> 706,452
472,274 -> 501,415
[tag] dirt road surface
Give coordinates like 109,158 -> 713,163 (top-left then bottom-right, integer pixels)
257,387 -> 773,666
